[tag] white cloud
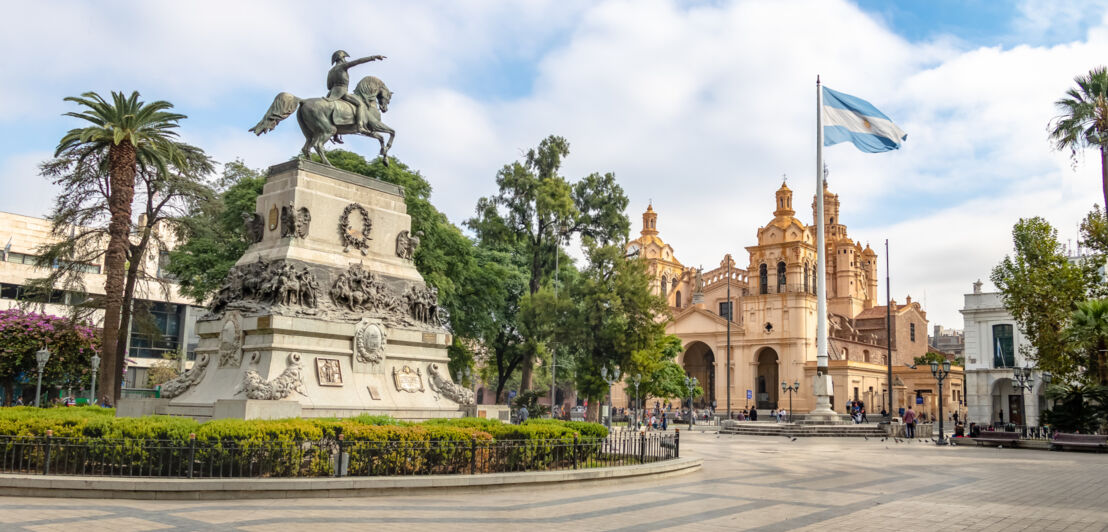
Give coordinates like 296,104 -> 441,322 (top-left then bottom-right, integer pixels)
1,0 -> 1105,331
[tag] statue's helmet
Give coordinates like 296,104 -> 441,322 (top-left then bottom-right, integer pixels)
331,50 -> 350,64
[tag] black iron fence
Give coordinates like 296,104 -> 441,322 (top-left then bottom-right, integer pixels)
0,430 -> 678,478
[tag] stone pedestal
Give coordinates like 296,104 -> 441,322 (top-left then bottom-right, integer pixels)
139,160 -> 474,421
804,372 -> 851,425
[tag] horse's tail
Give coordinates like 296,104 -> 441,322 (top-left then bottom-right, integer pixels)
249,92 -> 301,135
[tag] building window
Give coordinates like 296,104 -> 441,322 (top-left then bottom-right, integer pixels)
863,349 -> 870,363
992,324 -> 1015,368
803,263 -> 810,293
777,262 -> 786,292
910,323 -> 916,342
759,264 -> 768,294
661,276 -> 668,297
675,291 -> 682,308
719,301 -> 733,321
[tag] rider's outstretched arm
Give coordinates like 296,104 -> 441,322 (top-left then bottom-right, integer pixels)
345,55 -> 386,69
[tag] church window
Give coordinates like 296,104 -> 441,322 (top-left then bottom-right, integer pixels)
863,350 -> 871,363
803,263 -> 810,293
661,276 -> 668,297
992,324 -> 1015,367
675,291 -> 682,307
719,301 -> 733,320
759,264 -> 768,294
777,262 -> 786,293
910,323 -> 916,342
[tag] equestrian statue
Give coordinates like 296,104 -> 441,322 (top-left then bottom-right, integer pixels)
250,51 -> 395,166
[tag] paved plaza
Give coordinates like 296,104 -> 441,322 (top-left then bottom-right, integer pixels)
0,432 -> 1106,531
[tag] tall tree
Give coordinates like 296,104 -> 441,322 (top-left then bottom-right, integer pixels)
1050,66 -> 1108,209
1067,299 -> 1108,385
991,217 -> 1104,383
167,161 -> 266,302
53,92 -> 193,400
468,136 -> 629,392
559,241 -> 669,421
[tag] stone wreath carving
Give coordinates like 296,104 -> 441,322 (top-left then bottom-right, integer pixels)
427,362 -> 475,406
235,353 -> 307,400
330,263 -> 403,313
159,354 -> 210,399
209,258 -> 321,314
217,313 -> 244,367
339,203 -> 372,255
395,230 -> 422,261
241,212 -> 265,244
354,318 -> 387,364
280,202 -> 311,239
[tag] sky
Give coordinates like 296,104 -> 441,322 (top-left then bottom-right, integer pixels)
1,0 -> 1106,331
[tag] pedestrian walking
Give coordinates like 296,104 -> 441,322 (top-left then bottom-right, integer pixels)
749,407 -> 758,421
661,412 -> 668,431
861,407 -> 868,423
903,406 -> 917,438
518,405 -> 529,424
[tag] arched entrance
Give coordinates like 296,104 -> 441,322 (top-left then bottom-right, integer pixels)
755,347 -> 779,410
682,341 -> 716,408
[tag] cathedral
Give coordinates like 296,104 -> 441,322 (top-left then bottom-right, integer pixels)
620,181 -> 942,415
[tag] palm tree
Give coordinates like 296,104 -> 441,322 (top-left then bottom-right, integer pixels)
1050,66 -> 1108,210
55,91 -> 186,401
1068,298 -> 1108,385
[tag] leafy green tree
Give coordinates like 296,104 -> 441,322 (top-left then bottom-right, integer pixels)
1067,299 -> 1108,384
468,135 -> 630,393
54,91 -> 194,400
167,161 -> 265,302
1041,382 -> 1108,433
992,217 -> 1105,383
913,352 -> 948,367
560,241 -> 669,421
1049,66 -> 1108,209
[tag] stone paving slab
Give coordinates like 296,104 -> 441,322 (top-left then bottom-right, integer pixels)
0,433 -> 1106,530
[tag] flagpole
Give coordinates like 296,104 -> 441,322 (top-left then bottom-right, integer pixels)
886,239 -> 893,419
812,75 -> 834,417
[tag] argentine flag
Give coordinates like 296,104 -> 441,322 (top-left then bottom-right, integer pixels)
822,87 -> 907,153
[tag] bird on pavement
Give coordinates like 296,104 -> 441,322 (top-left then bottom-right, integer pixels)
864,436 -> 869,440
790,437 -> 798,441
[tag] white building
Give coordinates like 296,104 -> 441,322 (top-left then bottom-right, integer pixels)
1,211 -> 203,394
961,281 -> 1048,427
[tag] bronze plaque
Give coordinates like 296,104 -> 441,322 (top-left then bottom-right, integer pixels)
268,204 -> 279,230
422,332 -> 438,344
256,315 -> 271,329
315,358 -> 343,386
392,365 -> 424,393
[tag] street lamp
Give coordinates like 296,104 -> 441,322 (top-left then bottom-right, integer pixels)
34,347 -> 51,408
89,353 -> 101,406
781,379 -> 800,423
600,366 -> 621,429
629,374 -> 642,429
1011,365 -> 1040,432
930,359 -> 952,445
685,376 -> 699,430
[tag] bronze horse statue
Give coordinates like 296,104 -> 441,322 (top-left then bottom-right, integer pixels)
249,76 -> 394,166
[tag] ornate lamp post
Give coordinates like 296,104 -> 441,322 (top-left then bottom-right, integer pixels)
34,347 -> 51,408
930,359 -> 952,445
1011,365 -> 1045,432
89,353 -> 101,405
685,376 -> 699,430
781,379 -> 800,423
600,366 -> 621,429
630,374 -> 642,429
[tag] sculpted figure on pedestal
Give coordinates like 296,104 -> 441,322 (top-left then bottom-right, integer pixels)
249,51 -> 395,166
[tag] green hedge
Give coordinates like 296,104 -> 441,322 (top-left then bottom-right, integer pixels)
0,409 -> 609,477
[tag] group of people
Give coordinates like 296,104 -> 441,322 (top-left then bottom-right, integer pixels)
848,400 -> 869,424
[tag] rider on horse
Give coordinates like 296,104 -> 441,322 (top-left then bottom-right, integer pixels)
326,50 -> 385,142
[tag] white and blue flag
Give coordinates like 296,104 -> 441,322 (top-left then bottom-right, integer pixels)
822,87 -> 906,153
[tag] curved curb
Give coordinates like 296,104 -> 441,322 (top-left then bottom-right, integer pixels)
0,457 -> 701,500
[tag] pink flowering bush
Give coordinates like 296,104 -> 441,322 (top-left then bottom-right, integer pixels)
0,308 -> 101,404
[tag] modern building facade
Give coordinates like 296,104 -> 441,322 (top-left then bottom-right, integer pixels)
0,211 -> 203,391
617,182 -> 961,416
961,282 -> 1047,426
